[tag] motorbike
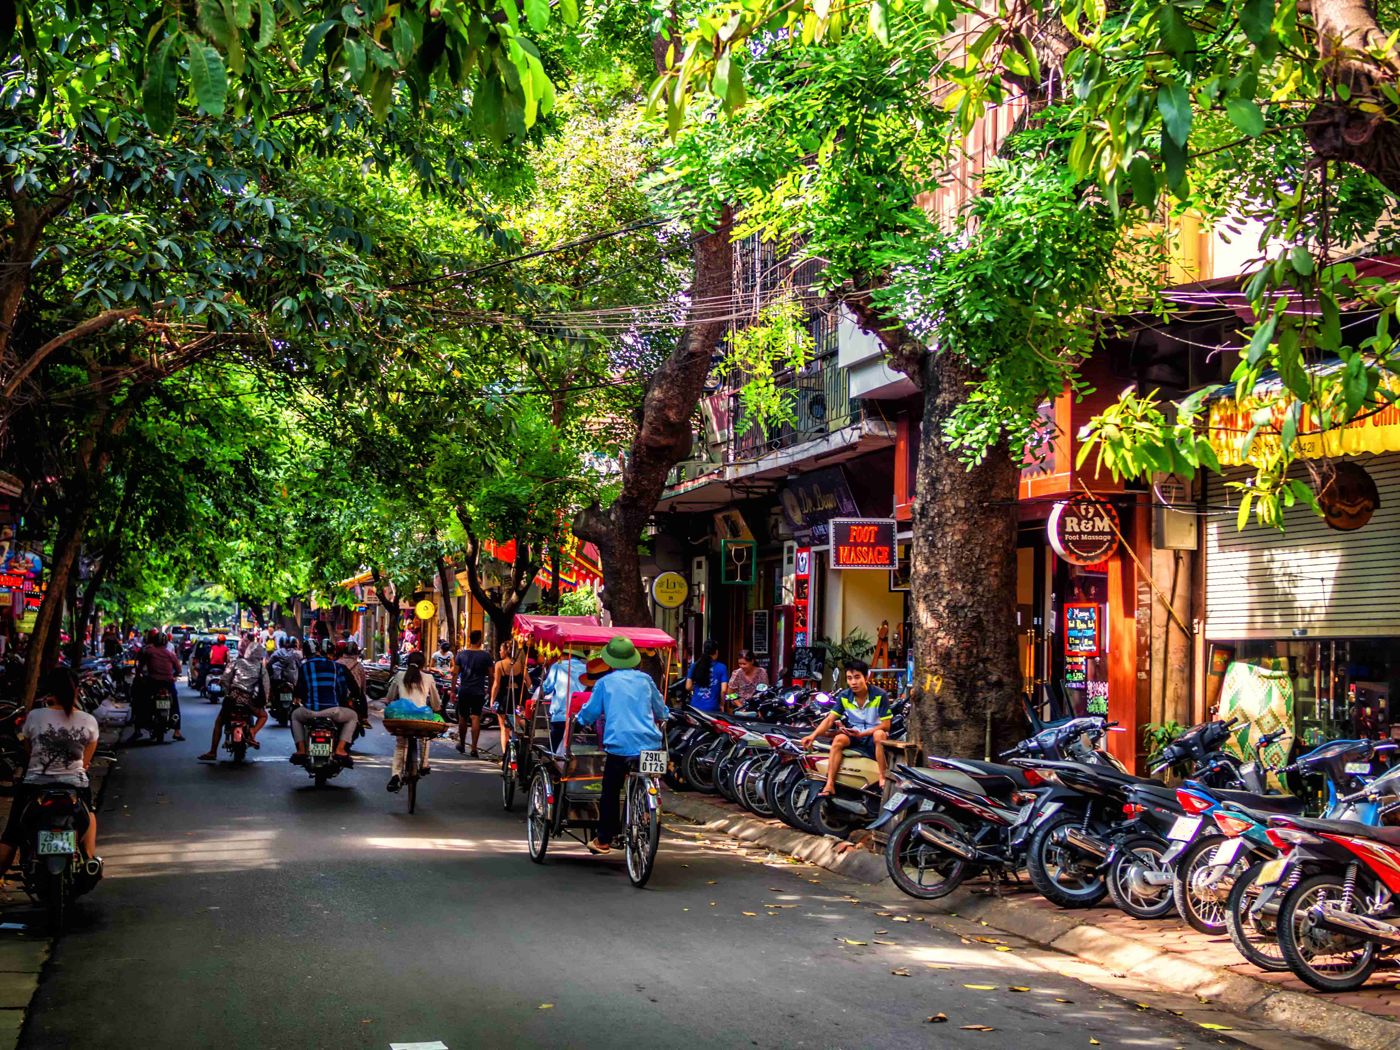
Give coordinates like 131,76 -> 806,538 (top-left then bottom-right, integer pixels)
873,715 -> 1118,900
16,786 -> 102,931
268,683 -> 295,727
146,682 -> 176,743
803,699 -> 911,840
222,700 -> 256,764
302,716 -> 348,787
1172,737 -> 1392,941
204,673 -> 225,705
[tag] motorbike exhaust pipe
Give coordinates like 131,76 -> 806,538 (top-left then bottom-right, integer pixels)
916,825 -> 979,861
1057,826 -> 1110,859
1311,903 -> 1400,947
83,857 -> 103,878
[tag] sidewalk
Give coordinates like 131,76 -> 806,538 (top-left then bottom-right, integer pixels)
0,728 -> 120,1048
664,789 -> 1400,1050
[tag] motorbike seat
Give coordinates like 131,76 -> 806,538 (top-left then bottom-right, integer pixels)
1128,782 -> 1182,807
1213,788 -> 1306,815
929,757 -> 1032,791
1280,816 -> 1400,847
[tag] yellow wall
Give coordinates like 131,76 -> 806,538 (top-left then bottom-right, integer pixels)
837,566 -> 904,669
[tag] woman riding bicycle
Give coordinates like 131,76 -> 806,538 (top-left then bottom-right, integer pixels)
385,651 -> 441,793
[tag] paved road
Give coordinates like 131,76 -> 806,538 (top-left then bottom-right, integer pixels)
13,687 -> 1309,1049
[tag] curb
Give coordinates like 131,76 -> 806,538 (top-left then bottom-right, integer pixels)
662,789 -> 1400,1050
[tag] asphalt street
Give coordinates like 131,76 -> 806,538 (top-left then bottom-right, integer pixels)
10,686 -> 1324,1049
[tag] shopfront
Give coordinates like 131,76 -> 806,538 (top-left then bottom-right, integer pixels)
1203,452 -> 1400,746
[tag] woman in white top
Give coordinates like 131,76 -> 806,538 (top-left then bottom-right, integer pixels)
0,668 -> 100,871
385,651 -> 441,793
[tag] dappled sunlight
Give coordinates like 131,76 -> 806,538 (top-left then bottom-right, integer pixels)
362,835 -> 521,853
103,830 -> 280,879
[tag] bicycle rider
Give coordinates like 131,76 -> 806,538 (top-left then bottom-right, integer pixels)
572,636 -> 669,856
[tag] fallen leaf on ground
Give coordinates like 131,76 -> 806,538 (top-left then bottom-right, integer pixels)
891,968 -> 912,977
539,1004 -> 554,1010
709,902 -> 717,907
1135,1003 -> 1150,1011
961,1025 -> 995,1032
876,911 -> 893,916
842,939 -> 868,946
1054,998 -> 1074,1004
707,880 -> 717,885
873,939 -> 898,946
994,946 -> 1013,952
893,916 -> 910,923
973,936 -> 1002,944
1089,1039 -> 1100,1046
963,984 -> 997,991
764,904 -> 796,908
742,912 -> 758,917
1008,986 -> 1030,993
1197,1023 -> 1232,1031
927,1014 -> 948,1024
875,928 -> 889,934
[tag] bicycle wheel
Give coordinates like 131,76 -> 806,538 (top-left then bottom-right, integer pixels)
405,739 -> 418,815
501,741 -> 517,811
527,769 -> 552,863
625,777 -> 661,888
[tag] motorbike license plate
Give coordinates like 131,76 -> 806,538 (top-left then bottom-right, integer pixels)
1345,761 -> 1371,774
1210,838 -> 1245,865
639,750 -> 668,776
308,741 -> 332,758
155,698 -> 171,711
37,830 -> 76,856
882,791 -> 908,811
1168,815 -> 1202,841
1255,857 -> 1288,886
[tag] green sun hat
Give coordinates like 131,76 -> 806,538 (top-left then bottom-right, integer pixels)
600,635 -> 641,669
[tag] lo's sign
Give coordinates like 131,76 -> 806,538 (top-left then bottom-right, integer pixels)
829,518 -> 898,570
650,571 -> 689,608
1048,496 -> 1120,565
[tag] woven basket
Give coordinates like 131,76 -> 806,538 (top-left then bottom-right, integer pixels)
383,718 -> 449,738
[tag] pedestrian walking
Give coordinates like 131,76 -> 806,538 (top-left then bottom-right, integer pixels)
490,641 -> 526,754
454,630 -> 492,757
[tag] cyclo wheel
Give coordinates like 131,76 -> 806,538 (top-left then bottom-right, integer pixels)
625,776 -> 661,888
527,769 -> 552,863
501,740 -> 517,812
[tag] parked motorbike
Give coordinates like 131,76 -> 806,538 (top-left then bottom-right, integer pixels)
804,699 -> 911,840
16,786 -> 102,931
874,715 -> 1118,900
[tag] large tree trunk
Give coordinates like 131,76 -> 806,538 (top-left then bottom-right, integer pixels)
456,515 -> 536,650
22,506 -> 88,699
904,354 -> 1023,757
574,207 -> 734,627
843,296 -> 1023,757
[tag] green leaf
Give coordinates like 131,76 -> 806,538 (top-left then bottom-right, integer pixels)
711,51 -> 731,101
523,0 -> 548,33
301,18 -> 336,68
1158,5 -> 1195,63
1157,80 -> 1192,146
557,0 -> 578,24
1128,155 -> 1157,208
1241,0 -> 1275,44
1236,490 -> 1254,530
256,0 -> 275,49
185,34 -> 228,115
343,36 -> 365,80
868,0 -> 889,45
141,32 -> 181,135
1002,49 -> 1030,77
1162,135 -> 1187,195
1246,313 -> 1278,366
1290,245 -> 1315,275
1280,400 -> 1300,449
1225,97 -> 1265,137
197,0 -> 233,47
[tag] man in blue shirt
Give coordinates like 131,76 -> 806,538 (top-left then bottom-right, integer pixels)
289,639 -> 363,766
799,658 -> 891,795
534,649 -> 586,753
574,636 -> 669,855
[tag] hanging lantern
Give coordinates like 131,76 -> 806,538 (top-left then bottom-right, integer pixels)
1315,461 -> 1381,531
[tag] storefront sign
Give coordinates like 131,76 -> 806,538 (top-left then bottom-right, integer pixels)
793,546 -> 811,647
791,645 -> 825,682
414,599 -> 437,620
1048,496 -> 1120,566
1316,461 -> 1380,531
1208,375 -> 1400,467
1064,654 -> 1088,687
829,518 -> 898,570
1064,602 -> 1100,657
752,609 -> 769,656
780,467 -> 860,546
651,571 -> 689,608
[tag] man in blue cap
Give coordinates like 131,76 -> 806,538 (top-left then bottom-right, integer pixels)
574,635 -> 669,855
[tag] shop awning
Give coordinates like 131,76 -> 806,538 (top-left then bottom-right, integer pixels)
525,620 -> 677,652
1206,372 -> 1400,467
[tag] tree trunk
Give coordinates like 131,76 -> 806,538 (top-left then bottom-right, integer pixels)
370,568 -> 400,668
21,507 -> 87,700
574,207 -> 734,627
435,554 -> 459,651
456,516 -> 536,652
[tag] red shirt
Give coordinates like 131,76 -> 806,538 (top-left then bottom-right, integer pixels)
209,643 -> 229,667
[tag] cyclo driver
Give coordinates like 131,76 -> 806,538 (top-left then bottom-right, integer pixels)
572,637 -> 668,856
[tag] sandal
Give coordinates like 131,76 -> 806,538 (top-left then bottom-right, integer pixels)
197,752 -> 216,762
248,738 -> 261,750
816,789 -> 837,798
586,838 -> 612,855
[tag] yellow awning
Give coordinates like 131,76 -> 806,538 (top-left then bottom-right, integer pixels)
1207,377 -> 1400,466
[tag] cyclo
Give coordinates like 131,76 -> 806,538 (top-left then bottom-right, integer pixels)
512,617 -> 677,887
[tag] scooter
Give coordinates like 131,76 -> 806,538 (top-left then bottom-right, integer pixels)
804,699 -> 911,840
16,786 -> 102,932
302,716 -> 348,787
205,674 -> 225,705
268,685 -> 295,727
222,701 -> 256,764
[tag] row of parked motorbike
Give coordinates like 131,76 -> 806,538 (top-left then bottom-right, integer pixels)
665,684 -> 1400,994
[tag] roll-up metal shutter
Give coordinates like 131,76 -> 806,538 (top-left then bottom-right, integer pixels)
1205,453 -> 1400,639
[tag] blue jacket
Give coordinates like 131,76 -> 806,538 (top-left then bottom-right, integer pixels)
575,669 -> 669,757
